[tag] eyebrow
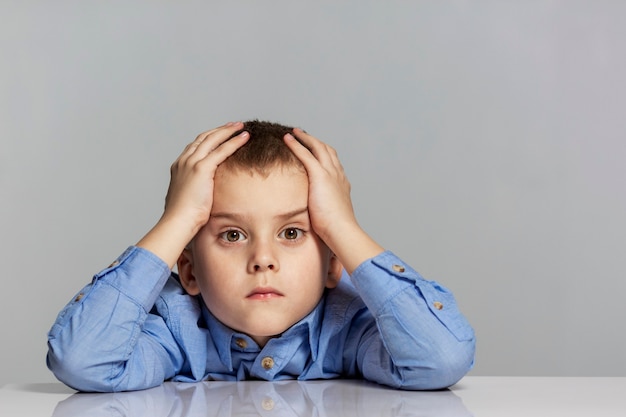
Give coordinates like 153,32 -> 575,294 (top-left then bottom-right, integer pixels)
210,207 -> 309,222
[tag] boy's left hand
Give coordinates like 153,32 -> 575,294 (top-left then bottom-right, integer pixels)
284,128 -> 355,243
284,129 -> 384,274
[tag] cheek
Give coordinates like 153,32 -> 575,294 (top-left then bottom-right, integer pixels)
191,250 -> 233,292
309,237 -> 332,269
288,241 -> 331,278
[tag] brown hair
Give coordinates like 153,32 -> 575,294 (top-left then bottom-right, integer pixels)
219,119 -> 305,176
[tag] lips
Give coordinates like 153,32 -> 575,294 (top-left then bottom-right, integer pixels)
246,287 -> 284,300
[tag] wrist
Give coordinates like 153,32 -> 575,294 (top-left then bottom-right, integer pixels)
320,222 -> 384,275
136,215 -> 202,269
158,211 -> 206,238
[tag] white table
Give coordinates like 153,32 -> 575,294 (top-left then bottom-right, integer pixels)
1,377 -> 624,416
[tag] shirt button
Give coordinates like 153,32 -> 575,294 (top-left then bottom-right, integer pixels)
108,260 -> 120,268
234,338 -> 247,349
392,264 -> 405,273
74,293 -> 84,302
433,301 -> 444,310
261,356 -> 274,370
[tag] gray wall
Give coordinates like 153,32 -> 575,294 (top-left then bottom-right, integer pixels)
2,1 -> 625,386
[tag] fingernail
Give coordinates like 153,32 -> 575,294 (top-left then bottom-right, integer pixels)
284,133 -> 295,140
225,121 -> 234,127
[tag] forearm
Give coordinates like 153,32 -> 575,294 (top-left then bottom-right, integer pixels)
46,247 -> 179,391
136,215 -> 199,269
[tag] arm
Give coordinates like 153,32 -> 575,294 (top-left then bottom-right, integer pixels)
349,251 -> 475,389
47,247 -> 181,391
284,129 -> 475,389
47,123 -> 250,391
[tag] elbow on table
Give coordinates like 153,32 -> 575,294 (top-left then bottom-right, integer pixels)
398,340 -> 475,390
46,343 -> 116,392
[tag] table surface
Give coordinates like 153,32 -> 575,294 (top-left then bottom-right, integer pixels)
1,377 -> 625,416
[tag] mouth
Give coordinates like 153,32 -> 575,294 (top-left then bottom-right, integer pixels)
246,287 -> 284,300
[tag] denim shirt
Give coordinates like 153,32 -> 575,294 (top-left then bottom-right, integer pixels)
47,247 -> 475,392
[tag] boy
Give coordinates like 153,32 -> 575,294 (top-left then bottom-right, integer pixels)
47,120 -> 475,392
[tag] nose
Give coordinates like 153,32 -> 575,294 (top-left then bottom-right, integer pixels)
247,238 -> 280,273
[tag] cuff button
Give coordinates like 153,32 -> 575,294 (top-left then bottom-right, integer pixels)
261,356 -> 275,370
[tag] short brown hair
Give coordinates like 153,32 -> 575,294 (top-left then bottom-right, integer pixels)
219,120 -> 305,176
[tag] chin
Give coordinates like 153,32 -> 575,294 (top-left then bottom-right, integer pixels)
244,321 -> 293,338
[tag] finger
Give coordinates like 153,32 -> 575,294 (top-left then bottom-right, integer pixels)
191,122 -> 240,149
321,144 -> 345,175
284,133 -> 324,174
197,130 -> 250,167
328,146 -> 346,174
290,128 -> 337,166
182,122 -> 240,156
185,122 -> 245,164
290,127 -> 323,154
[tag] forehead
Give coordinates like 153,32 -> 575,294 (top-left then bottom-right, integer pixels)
212,166 -> 309,215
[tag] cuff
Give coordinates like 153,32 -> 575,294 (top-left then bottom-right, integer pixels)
93,246 -> 172,312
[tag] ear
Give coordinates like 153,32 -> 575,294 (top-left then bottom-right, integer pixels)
177,248 -> 201,296
325,253 -> 343,289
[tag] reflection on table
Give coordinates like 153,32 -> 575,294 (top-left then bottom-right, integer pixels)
5,377 -> 625,416
52,379 -> 469,417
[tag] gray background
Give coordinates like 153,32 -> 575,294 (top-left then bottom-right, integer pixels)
1,1 -> 625,386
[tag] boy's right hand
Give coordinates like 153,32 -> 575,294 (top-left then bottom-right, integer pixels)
136,122 -> 250,268
163,122 -> 250,233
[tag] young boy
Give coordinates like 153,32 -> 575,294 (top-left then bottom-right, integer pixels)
47,120 -> 475,392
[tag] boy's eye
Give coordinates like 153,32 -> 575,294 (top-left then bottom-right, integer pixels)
220,230 -> 245,242
280,228 -> 303,240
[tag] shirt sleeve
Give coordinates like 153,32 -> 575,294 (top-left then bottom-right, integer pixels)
46,246 -> 184,392
348,251 -> 476,390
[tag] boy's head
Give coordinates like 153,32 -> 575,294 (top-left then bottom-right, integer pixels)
218,120 -> 305,177
178,120 -> 343,348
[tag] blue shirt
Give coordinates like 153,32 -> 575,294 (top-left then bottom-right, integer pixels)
47,247 -> 475,392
